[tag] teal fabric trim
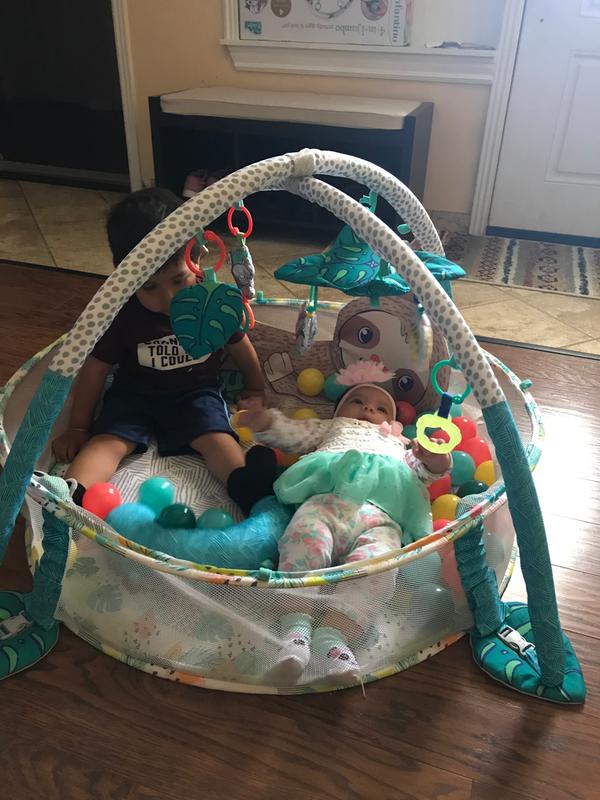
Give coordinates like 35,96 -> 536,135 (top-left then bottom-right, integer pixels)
0,370 -> 71,562
23,477 -> 72,630
482,400 -> 565,687
454,518 -> 505,636
471,602 -> 586,704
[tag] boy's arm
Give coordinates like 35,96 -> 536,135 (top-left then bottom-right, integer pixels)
69,356 -> 113,431
52,356 -> 112,462
226,336 -> 264,397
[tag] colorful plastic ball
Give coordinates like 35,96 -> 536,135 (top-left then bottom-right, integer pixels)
452,415 -> 477,442
396,401 -> 416,426
450,451 -> 476,487
324,373 -> 346,402
106,502 -> 156,536
138,476 -> 175,514
279,452 -> 300,467
292,407 -> 319,420
474,460 -> 496,487
409,583 -> 455,625
440,546 -> 462,594
431,493 -> 461,521
429,428 -> 450,443
297,368 -> 325,397
82,482 -> 122,519
428,473 -> 451,502
483,531 -> 506,567
403,423 -> 417,441
157,503 -> 197,529
457,480 -> 488,498
433,518 -> 450,532
235,426 -> 254,445
197,508 -> 235,530
455,436 -> 492,467
450,402 -> 463,418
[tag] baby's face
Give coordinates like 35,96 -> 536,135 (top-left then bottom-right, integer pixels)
136,251 -> 197,315
337,386 -> 394,425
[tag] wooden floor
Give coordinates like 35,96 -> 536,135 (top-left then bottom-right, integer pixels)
1,264 -> 599,800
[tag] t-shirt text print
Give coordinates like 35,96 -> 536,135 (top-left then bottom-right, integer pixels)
137,335 -> 209,371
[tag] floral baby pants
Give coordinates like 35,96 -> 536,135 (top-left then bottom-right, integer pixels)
278,493 -> 404,572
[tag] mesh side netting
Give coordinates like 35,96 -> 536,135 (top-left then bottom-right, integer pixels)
23,493 -> 515,693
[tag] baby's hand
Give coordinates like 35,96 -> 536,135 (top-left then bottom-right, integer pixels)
411,438 -> 451,475
236,399 -> 273,432
52,429 -> 90,463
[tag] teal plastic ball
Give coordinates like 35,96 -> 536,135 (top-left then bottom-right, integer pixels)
197,508 -> 235,530
157,503 -> 197,529
401,552 -> 442,588
138,477 -> 175,514
456,480 -> 488,498
402,423 -> 417,440
409,583 -> 455,625
106,502 -> 156,536
450,402 -> 463,418
324,373 -> 346,402
451,451 -> 476,486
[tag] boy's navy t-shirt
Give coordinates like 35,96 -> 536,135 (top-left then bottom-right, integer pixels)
92,296 -> 244,392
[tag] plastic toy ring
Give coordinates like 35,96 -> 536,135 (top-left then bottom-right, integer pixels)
184,230 -> 227,277
241,295 -> 255,332
227,205 -> 253,239
431,357 -> 472,405
416,414 -> 462,454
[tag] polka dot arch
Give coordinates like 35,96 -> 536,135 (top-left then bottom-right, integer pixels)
48,149 -> 502,406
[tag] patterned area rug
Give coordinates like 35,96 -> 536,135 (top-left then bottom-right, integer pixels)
443,233 -> 600,299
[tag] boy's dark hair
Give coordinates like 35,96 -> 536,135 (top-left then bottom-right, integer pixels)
106,187 -> 184,267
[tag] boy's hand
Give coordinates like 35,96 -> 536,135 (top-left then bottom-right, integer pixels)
236,399 -> 273,433
237,389 -> 265,410
411,438 -> 452,475
52,429 -> 90,463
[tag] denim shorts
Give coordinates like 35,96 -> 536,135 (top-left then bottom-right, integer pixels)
92,377 -> 237,456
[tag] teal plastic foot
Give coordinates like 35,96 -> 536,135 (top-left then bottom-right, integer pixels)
0,591 -> 59,679
471,602 -> 586,704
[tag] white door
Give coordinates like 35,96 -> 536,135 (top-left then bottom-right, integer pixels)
489,0 -> 600,241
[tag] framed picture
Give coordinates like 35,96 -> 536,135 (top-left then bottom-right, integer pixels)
239,1 -> 412,46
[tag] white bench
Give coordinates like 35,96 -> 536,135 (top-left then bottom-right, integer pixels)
149,86 -> 433,230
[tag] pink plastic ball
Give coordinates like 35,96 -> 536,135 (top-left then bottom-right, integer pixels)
433,518 -> 451,532
452,416 -> 477,442
396,401 -> 417,426
82,482 -> 122,519
455,436 -> 492,467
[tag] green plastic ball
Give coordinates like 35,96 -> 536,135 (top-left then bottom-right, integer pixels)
402,423 -> 417,440
450,451 -> 476,486
138,477 -> 175,514
157,503 -> 197,529
324,373 -> 346,402
456,480 -> 488,498
197,508 -> 235,530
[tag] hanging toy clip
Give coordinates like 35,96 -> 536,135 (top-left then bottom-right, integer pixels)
185,230 -> 227,278
415,357 -> 469,454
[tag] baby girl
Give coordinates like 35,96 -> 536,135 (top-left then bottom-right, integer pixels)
239,361 -> 451,685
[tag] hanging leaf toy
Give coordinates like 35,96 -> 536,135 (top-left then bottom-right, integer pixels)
171,230 -> 248,360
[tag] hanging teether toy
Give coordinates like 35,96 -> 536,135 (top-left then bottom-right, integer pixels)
294,285 -> 319,356
410,295 -> 433,368
171,228 -> 250,360
227,200 -> 256,330
416,356 -> 471,455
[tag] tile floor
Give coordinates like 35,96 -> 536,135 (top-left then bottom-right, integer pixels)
1,178 -> 599,356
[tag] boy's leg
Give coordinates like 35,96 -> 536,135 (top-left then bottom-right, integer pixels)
190,431 -> 245,484
190,432 -> 277,515
66,434 -> 136,495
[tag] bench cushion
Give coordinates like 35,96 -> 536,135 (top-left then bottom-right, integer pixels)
160,87 -> 420,130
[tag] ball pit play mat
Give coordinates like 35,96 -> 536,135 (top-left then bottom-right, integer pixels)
0,150 -> 585,703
